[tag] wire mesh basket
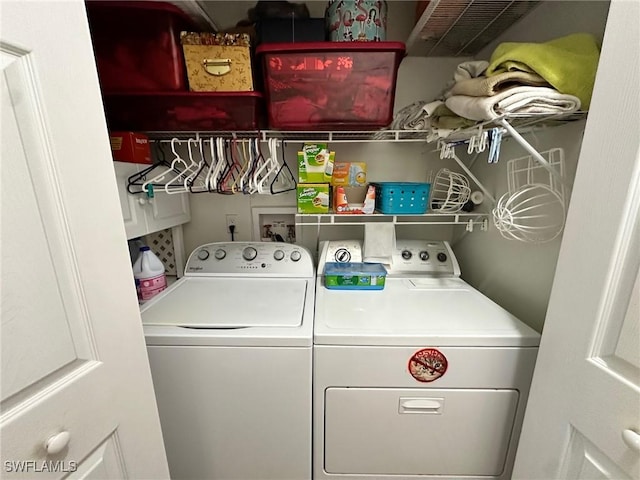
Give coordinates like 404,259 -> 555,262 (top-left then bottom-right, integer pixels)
492,184 -> 566,243
429,168 -> 471,213
492,148 -> 567,243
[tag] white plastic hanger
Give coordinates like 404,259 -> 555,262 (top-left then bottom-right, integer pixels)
142,138 -> 188,195
256,138 -> 280,194
209,137 -> 227,191
165,138 -> 201,194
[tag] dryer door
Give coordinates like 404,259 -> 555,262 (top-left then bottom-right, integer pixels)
324,387 -> 518,477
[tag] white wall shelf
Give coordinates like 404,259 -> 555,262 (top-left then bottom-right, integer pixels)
406,0 -> 542,57
145,112 -> 587,145
296,213 -> 488,230
146,130 -> 432,143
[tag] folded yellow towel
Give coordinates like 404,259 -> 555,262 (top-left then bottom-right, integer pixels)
485,33 -> 600,109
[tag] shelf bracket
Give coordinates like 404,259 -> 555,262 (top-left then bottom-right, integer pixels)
450,150 -> 496,205
466,219 -> 474,232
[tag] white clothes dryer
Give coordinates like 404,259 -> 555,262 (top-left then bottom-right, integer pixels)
140,242 -> 314,480
313,240 -> 541,480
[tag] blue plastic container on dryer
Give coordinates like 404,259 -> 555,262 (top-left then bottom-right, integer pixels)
372,182 -> 431,214
324,262 -> 387,290
326,0 -> 388,42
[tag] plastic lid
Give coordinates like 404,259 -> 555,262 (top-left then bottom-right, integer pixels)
324,262 -> 388,276
140,246 -> 151,251
256,41 -> 406,56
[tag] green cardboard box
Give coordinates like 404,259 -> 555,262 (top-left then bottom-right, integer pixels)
297,183 -> 330,213
298,150 -> 334,183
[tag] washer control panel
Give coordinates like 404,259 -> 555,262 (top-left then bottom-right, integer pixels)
185,242 -> 314,276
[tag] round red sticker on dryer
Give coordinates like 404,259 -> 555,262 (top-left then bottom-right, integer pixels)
408,348 -> 448,382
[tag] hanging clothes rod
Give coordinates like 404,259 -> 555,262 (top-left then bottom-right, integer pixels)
149,137 -> 284,146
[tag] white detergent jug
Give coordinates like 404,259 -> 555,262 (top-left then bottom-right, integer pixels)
133,246 -> 167,301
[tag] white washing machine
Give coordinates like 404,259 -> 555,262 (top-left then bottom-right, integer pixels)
313,240 -> 541,480
140,242 -> 315,480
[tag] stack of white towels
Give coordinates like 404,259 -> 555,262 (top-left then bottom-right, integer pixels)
382,60 -> 581,141
443,60 -> 581,121
381,33 -> 601,140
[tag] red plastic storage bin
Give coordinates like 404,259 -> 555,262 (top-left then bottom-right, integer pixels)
256,42 -> 405,130
85,1 -> 199,91
102,92 -> 265,131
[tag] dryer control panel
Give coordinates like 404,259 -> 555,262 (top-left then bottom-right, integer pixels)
319,240 -> 460,277
185,242 -> 314,277
390,240 -> 460,276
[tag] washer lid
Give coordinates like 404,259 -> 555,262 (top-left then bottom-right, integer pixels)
141,277 -> 308,328
314,277 -> 541,347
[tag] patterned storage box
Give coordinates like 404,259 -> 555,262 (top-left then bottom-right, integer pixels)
181,32 -> 254,92
326,0 -> 388,42
372,182 -> 431,214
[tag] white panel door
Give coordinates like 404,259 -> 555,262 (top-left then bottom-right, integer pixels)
513,1 -> 640,478
1,1 -> 169,478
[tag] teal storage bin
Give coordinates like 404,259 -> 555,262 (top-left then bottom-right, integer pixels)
324,262 -> 387,290
372,182 -> 431,214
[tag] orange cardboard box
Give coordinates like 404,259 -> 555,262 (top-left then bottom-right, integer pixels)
109,131 -> 152,164
331,162 -> 367,186
333,185 -> 376,214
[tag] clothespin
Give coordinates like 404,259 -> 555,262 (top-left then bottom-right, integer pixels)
488,128 -> 503,164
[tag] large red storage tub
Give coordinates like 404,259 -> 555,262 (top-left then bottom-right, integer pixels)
256,42 -> 405,130
86,1 -> 198,92
102,92 -> 265,131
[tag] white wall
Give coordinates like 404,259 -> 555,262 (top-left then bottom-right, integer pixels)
477,1 -> 611,59
451,0 -> 610,332
453,121 -> 586,332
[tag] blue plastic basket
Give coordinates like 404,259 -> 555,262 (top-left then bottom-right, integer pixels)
372,182 -> 430,214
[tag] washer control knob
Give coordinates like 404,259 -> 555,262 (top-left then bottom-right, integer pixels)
290,250 -> 302,262
274,249 -> 285,261
437,252 -> 448,262
214,248 -> 226,260
402,250 -> 412,260
197,249 -> 210,261
419,251 -> 429,261
242,247 -> 258,261
334,248 -> 351,263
